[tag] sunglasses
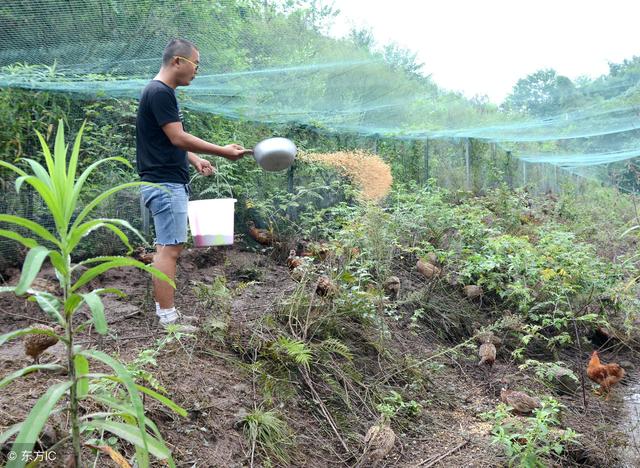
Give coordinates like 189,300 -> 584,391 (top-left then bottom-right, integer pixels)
175,55 -> 199,72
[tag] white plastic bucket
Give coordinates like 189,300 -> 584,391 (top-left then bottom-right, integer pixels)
188,198 -> 236,247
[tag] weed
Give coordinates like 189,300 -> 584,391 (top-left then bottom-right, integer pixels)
481,398 -> 579,467
242,408 -> 292,465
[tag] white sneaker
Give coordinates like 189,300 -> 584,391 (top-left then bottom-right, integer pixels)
160,310 -> 199,333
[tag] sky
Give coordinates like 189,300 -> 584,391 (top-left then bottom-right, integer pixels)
328,0 -> 640,104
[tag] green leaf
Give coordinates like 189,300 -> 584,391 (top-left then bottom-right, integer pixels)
93,287 -> 127,298
89,394 -> 165,432
71,180 -> 145,230
7,381 -> 72,468
92,375 -> 185,416
52,120 -> 68,203
0,422 -> 22,446
0,160 -> 28,179
15,246 -> 50,295
67,219 -> 138,254
81,420 -> 171,460
0,326 -> 62,347
34,129 -> 55,177
24,158 -> 53,189
0,230 -> 38,249
72,257 -> 173,292
81,349 -> 149,457
65,121 -> 85,221
65,293 -> 83,316
10,176 -> 62,231
69,157 -> 132,225
134,385 -> 187,417
82,291 -> 107,334
29,292 -> 65,326
74,355 -> 90,398
0,214 -> 59,247
48,251 -> 68,278
87,394 -> 175,468
0,364 -> 65,389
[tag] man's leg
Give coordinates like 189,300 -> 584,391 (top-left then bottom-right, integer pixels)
153,244 -> 182,309
142,183 -> 196,329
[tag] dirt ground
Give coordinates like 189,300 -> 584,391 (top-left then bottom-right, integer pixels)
0,243 -> 637,467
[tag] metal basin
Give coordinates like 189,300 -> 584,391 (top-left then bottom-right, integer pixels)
253,137 -> 296,171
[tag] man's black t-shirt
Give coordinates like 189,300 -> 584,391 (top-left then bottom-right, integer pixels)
136,80 -> 189,184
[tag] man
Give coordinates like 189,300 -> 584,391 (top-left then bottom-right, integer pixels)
137,38 -> 251,330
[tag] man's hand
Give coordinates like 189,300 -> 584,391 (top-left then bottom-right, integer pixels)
189,153 -> 215,176
196,158 -> 215,176
224,144 -> 253,161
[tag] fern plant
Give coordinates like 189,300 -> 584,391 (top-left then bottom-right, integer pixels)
269,336 -> 313,370
0,121 -> 184,467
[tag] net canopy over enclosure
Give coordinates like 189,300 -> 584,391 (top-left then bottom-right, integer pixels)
1,0 -> 640,172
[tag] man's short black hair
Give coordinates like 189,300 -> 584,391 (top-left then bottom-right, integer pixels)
162,38 -> 198,65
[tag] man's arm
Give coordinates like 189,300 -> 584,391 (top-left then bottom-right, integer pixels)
162,122 -> 251,161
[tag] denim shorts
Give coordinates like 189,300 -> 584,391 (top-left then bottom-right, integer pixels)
140,183 -> 190,245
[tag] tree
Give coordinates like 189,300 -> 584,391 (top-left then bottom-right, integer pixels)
348,27 -> 375,52
503,69 -> 576,116
382,42 -> 424,77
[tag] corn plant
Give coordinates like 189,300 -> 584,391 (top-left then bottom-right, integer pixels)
0,120 -> 184,467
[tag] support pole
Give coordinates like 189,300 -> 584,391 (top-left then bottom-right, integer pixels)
287,163 -> 295,220
465,138 -> 471,191
140,196 -> 149,237
424,138 -> 430,184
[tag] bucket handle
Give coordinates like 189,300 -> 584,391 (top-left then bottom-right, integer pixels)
189,167 -> 234,199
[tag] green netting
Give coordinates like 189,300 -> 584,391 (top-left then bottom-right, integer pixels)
1,0 -> 639,169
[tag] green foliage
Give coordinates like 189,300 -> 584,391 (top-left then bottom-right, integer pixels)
518,360 -> 579,386
192,275 -> 233,312
0,121 -> 181,467
268,336 -> 313,370
242,407 -> 293,465
375,390 -> 422,421
481,398 -> 579,468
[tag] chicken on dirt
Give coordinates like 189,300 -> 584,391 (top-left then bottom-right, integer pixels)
383,276 -> 400,300
315,275 -> 338,297
357,420 -> 396,467
587,350 -> 625,399
247,220 -> 276,246
24,324 -> 60,364
500,388 -> 541,415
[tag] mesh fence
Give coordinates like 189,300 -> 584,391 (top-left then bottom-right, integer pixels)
0,0 -> 636,267
1,0 -> 639,168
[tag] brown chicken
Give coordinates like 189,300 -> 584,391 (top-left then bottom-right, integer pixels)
132,246 -> 154,265
383,276 -> 400,300
478,341 -> 497,368
315,275 -> 338,297
286,250 -> 304,271
360,421 -> 396,467
247,221 -> 275,246
24,324 -> 60,364
587,351 -> 625,399
464,285 -> 483,300
475,332 -> 502,349
416,259 -> 440,279
500,388 -> 541,415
